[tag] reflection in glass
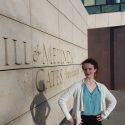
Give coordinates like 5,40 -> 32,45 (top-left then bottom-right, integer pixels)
121,0 -> 125,2
86,6 -> 100,14
102,4 -> 119,12
84,0 -> 95,6
121,3 -> 125,11
96,0 -> 106,5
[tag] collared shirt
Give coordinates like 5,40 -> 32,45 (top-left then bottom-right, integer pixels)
81,83 -> 101,116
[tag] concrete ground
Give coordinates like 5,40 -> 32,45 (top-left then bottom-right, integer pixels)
60,91 -> 125,125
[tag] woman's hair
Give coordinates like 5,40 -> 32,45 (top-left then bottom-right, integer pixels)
81,58 -> 99,78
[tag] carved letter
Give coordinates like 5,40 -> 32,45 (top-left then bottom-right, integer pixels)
23,41 -> 30,64
3,37 -> 9,65
13,39 -> 22,65
43,43 -> 48,64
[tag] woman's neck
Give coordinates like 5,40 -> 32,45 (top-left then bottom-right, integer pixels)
84,77 -> 96,85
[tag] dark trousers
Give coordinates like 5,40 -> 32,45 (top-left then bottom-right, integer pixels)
74,115 -> 102,125
81,115 -> 102,125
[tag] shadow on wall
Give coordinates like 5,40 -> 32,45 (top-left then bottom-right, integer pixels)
30,81 -> 51,125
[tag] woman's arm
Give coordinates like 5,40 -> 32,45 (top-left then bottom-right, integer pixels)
58,84 -> 77,121
102,85 -> 117,119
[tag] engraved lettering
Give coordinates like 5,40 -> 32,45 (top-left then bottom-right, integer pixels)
52,48 -> 56,64
23,41 -> 30,64
57,69 -> 63,85
3,37 -> 9,65
47,72 -> 52,88
13,39 -> 22,65
33,43 -> 41,62
43,43 -> 48,64
51,71 -> 55,87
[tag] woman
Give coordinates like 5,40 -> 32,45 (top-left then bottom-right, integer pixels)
58,58 -> 117,125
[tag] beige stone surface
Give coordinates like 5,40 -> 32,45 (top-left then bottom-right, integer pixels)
73,25 -> 81,46
0,69 -> 33,124
59,13 -> 73,43
70,0 -> 87,19
121,12 -> 125,25
32,65 -> 83,99
6,112 -> 34,125
30,0 -> 59,37
32,29 -> 65,67
88,12 -> 125,29
0,15 -> 32,70
108,12 -> 122,27
81,6 -> 88,22
73,8 -> 82,31
59,0 -> 73,21
0,0 -> 30,25
95,13 -> 109,28
81,33 -> 88,49
48,0 -> 59,9
32,28 -> 85,67
81,19 -> 88,35
88,15 -> 96,29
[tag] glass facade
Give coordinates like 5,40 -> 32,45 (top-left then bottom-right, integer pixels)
84,0 -> 95,6
96,0 -> 106,5
121,3 -> 125,11
102,4 -> 119,13
82,0 -> 125,14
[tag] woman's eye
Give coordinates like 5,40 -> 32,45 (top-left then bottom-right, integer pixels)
89,68 -> 92,70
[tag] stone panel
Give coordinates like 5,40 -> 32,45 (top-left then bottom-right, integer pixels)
6,112 -> 34,125
88,12 -> 124,29
59,0 -> 73,21
81,19 -> 88,35
48,0 -> 59,9
30,0 -> 59,37
121,12 -> 125,25
0,0 -> 30,25
32,29 -> 60,67
88,15 -> 96,29
73,25 -> 81,46
108,12 -> 122,27
81,6 -> 88,22
59,13 -> 73,43
70,0 -> 86,18
32,65 -> 83,100
0,69 -> 33,124
95,13 -> 109,28
0,15 -> 32,70
32,28 -> 84,67
73,8 -> 82,31
81,33 -> 88,49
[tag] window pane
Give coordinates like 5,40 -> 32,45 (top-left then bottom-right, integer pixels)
115,0 -> 120,3
121,0 -> 125,3
102,4 -> 120,12
86,6 -> 101,14
121,3 -> 125,11
96,0 -> 106,5
107,0 -> 116,4
84,0 -> 95,6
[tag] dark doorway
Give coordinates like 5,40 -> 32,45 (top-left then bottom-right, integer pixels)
88,26 -> 125,90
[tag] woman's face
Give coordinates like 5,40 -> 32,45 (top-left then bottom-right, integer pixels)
82,63 -> 97,79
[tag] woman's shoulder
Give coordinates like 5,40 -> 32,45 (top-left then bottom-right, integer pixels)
96,81 -> 107,89
71,80 -> 83,88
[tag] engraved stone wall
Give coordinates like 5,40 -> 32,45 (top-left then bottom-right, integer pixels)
0,0 -> 88,125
